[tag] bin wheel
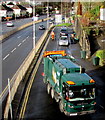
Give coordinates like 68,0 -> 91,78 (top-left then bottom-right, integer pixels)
51,88 -> 54,99
47,83 -> 51,94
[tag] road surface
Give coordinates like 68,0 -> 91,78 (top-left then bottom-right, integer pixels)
23,27 -> 105,120
1,15 -> 47,35
2,21 -> 47,94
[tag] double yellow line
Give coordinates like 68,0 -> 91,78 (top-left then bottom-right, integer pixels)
19,31 -> 51,119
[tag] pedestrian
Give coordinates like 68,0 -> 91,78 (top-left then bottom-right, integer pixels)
51,31 -> 55,41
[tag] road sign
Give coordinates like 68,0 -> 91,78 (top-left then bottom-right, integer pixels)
55,14 -> 62,24
32,16 -> 38,21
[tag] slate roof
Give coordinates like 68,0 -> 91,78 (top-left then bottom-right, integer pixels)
23,4 -> 32,8
7,2 -> 14,5
12,5 -> 20,9
1,5 -> 6,10
17,4 -> 27,10
2,4 -> 13,11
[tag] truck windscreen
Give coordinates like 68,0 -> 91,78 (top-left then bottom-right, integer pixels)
62,83 -> 95,100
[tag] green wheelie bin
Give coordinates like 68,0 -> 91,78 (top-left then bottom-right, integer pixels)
92,56 -> 99,66
80,51 -> 86,59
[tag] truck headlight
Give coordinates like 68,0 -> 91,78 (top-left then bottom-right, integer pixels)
69,90 -> 74,98
68,105 -> 74,108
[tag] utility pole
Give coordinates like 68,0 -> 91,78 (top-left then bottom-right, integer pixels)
47,0 -> 49,30
61,0 -> 63,16
33,0 -> 35,49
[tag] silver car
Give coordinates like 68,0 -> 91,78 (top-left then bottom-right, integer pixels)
58,36 -> 69,46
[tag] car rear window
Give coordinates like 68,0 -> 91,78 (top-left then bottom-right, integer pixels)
61,27 -> 67,31
61,28 -> 67,31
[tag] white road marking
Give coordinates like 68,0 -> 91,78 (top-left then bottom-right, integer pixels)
11,48 -> 16,53
26,36 -> 29,39
22,36 -> 29,43
18,43 -> 22,47
17,36 -> 21,38
3,36 -> 30,61
22,39 -> 26,43
3,54 -> 10,60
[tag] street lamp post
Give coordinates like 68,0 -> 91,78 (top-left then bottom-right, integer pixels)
61,0 -> 63,16
47,0 -> 49,30
33,0 -> 36,49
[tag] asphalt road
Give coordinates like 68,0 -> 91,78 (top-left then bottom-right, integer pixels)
1,15 -> 47,35
24,27 -> 105,120
2,20 -> 47,93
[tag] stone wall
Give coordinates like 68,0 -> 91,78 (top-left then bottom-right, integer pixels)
74,17 -> 91,58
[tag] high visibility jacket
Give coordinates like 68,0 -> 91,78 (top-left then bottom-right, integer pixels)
51,32 -> 55,39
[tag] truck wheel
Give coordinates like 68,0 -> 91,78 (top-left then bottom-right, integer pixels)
47,84 -> 50,94
55,96 -> 59,102
51,88 -> 54,99
59,101 -> 64,113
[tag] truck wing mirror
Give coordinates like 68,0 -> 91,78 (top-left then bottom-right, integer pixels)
82,68 -> 85,73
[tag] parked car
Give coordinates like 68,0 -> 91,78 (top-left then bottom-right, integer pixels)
6,21 -> 14,27
60,27 -> 68,36
50,17 -> 54,21
49,17 -> 54,24
48,14 -> 51,17
39,25 -> 45,30
2,17 -> 6,21
58,36 -> 69,46
49,20 -> 53,24
36,14 -> 39,17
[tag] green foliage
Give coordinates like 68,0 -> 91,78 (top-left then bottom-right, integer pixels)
84,27 -> 91,35
90,6 -> 100,18
96,50 -> 105,59
95,28 -> 100,36
55,23 -> 72,27
83,26 -> 100,36
36,7 -> 43,14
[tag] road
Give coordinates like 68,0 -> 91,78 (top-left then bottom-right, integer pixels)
1,15 -> 47,35
24,27 -> 105,120
2,20 -> 47,93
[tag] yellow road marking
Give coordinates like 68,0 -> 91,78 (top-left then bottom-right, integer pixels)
19,32 -> 51,119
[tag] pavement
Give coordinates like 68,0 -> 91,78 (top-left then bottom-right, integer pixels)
70,42 -> 99,72
67,24 -> 100,72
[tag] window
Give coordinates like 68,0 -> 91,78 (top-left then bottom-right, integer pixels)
62,83 -> 95,101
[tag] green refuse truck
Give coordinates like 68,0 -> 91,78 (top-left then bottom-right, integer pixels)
43,50 -> 96,116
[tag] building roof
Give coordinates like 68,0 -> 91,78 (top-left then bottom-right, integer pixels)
1,5 -> 6,10
7,2 -> 14,5
2,4 -> 13,11
23,4 -> 32,8
11,5 -> 20,10
17,4 -> 27,10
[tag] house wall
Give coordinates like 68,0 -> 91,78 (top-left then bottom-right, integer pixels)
26,8 -> 32,14
20,10 -> 27,16
6,11 -> 13,17
0,10 -> 6,17
13,9 -> 21,17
